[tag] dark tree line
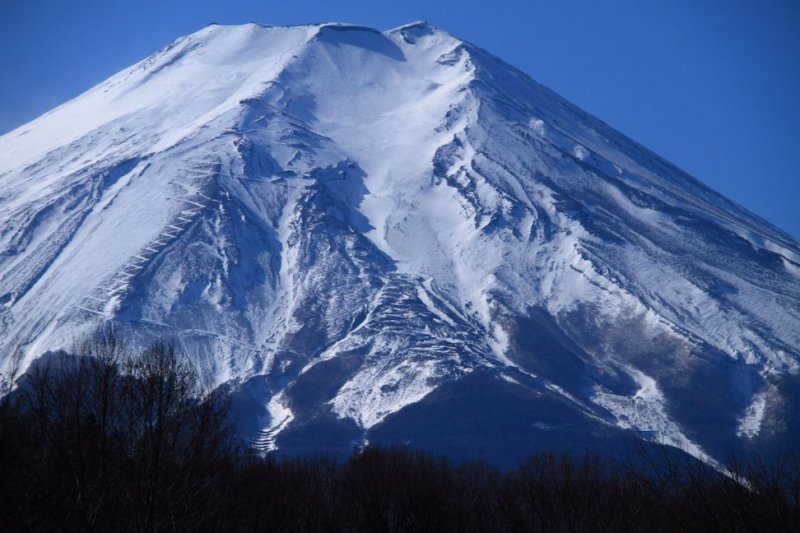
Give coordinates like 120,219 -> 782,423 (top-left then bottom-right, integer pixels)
1,332 -> 798,532
0,331 -> 234,531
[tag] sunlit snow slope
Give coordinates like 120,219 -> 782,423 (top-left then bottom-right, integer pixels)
1,22 -> 799,466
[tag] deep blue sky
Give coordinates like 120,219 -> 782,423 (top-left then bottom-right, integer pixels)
2,0 -> 798,237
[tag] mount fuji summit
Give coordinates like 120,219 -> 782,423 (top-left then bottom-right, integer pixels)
1,22 -> 798,466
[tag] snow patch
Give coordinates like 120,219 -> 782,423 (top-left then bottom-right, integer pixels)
594,366 -> 718,466
736,387 -> 770,439
488,322 -> 514,366
783,257 -> 800,278
416,285 -> 456,326
500,373 -> 522,386
331,359 -> 442,428
528,117 -> 545,136
254,391 -> 294,453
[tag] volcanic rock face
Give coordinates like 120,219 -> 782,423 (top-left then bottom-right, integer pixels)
1,22 -> 798,466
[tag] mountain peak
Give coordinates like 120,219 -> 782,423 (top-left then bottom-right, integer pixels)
390,20 -> 439,36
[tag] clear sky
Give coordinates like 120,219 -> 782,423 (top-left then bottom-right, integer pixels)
2,0 -> 798,237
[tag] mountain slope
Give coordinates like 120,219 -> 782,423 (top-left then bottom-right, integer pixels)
1,22 -> 798,466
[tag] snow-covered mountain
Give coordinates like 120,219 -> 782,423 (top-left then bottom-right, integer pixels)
1,22 -> 798,466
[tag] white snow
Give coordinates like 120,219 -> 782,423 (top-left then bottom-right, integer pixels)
416,285 -> 456,326
573,144 -> 589,160
331,357 -> 442,429
594,366 -> 718,466
255,391 -> 294,453
736,387 -> 770,439
529,117 -> 546,136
